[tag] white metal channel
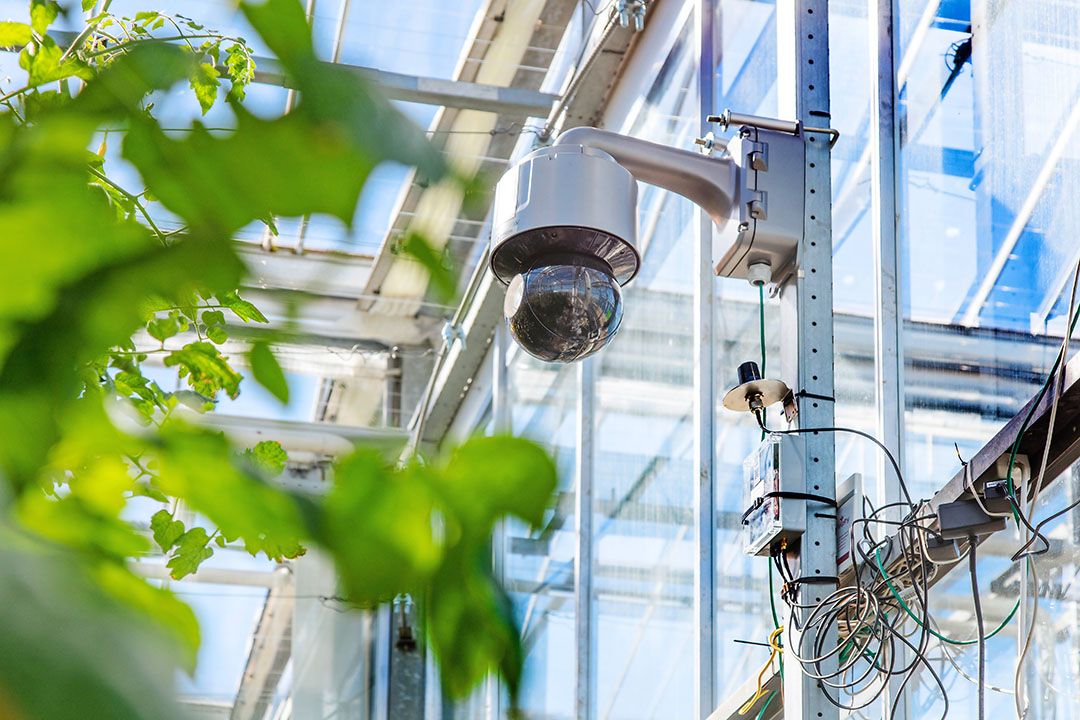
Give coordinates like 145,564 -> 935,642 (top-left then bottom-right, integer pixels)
694,0 -> 719,717
869,0 -> 909,717
777,0 -> 839,718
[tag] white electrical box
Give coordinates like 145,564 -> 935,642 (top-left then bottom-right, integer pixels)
835,473 -> 863,581
713,127 -> 805,284
742,433 -> 807,556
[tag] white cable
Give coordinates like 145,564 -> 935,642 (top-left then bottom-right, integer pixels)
963,458 -> 1013,519
1013,254 -> 1080,717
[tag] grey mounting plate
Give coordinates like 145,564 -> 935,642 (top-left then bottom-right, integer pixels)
713,126 -> 805,283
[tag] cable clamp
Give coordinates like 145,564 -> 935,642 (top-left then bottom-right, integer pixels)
741,491 -> 838,525
781,575 -> 840,603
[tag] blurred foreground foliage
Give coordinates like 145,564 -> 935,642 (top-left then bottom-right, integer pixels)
0,0 -> 555,716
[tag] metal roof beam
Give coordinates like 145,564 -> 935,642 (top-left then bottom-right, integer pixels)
252,58 -> 558,116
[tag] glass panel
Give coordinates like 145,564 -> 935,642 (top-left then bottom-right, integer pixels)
897,0 -> 1079,491
590,18 -> 697,719
710,0 -> 782,704
894,1 -> 1080,717
505,353 -> 579,720
829,0 -> 879,482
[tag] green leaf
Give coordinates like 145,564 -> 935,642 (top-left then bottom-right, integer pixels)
439,435 -> 558,530
224,43 -> 254,102
242,0 -> 447,184
0,21 -> 31,48
93,563 -> 201,672
188,62 -> 220,115
150,509 -> 185,552
206,324 -> 228,344
18,493 -> 151,561
322,452 -> 441,603
163,341 -> 242,400
81,0 -> 96,11
166,527 -> 213,580
74,44 -> 190,117
400,232 -> 455,302
146,315 -> 180,342
248,341 -> 288,403
201,309 -> 225,326
0,527 -> 194,720
19,36 -> 94,86
242,440 -> 288,476
427,546 -> 523,703
154,428 -> 307,563
122,107 -> 376,234
217,290 -> 268,323
30,0 -> 60,34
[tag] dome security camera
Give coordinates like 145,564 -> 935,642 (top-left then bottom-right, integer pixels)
489,123 -> 805,363
489,143 -> 639,362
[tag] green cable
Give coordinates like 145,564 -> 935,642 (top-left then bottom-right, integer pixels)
759,292 -> 782,678
758,283 -> 766,377
874,549 -> 1019,646
754,690 -> 777,720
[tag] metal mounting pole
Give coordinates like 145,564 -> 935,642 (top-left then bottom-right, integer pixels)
869,0 -> 909,716
776,0 -> 839,718
575,358 -> 597,720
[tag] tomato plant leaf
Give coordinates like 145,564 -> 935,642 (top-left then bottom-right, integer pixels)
439,435 -> 558,530
29,0 -> 59,33
0,527 -> 192,720
217,291 -> 268,323
242,440 -> 288,476
248,341 -> 288,403
163,341 -> 242,400
0,21 -> 31,48
166,527 -> 214,580
150,509 -> 185,552
188,61 -> 220,115
322,452 -> 441,602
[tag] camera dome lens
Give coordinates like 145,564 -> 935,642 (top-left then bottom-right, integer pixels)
503,253 -> 623,363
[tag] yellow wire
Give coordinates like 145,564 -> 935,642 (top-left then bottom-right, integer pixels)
738,626 -> 784,715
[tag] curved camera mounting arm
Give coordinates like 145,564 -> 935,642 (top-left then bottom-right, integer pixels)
553,127 -> 737,231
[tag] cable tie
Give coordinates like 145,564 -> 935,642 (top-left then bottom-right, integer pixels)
794,389 -> 836,403
740,491 -> 837,525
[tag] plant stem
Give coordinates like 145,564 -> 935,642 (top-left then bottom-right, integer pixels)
82,34 -> 229,58
87,166 -> 168,245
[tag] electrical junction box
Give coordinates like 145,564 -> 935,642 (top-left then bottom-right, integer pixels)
835,473 -> 863,580
713,126 -> 805,284
742,433 -> 807,556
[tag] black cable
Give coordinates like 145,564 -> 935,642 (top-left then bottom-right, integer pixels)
969,540 -> 985,720
753,409 -> 915,508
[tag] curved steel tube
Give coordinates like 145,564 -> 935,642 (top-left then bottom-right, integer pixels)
555,126 -> 737,231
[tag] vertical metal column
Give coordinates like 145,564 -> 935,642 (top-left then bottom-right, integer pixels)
694,1 -> 719,717
870,0 -> 906,485
387,600 -> 425,720
869,1 -> 908,718
486,324 -> 512,720
575,357 -> 597,720
777,0 -> 839,719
